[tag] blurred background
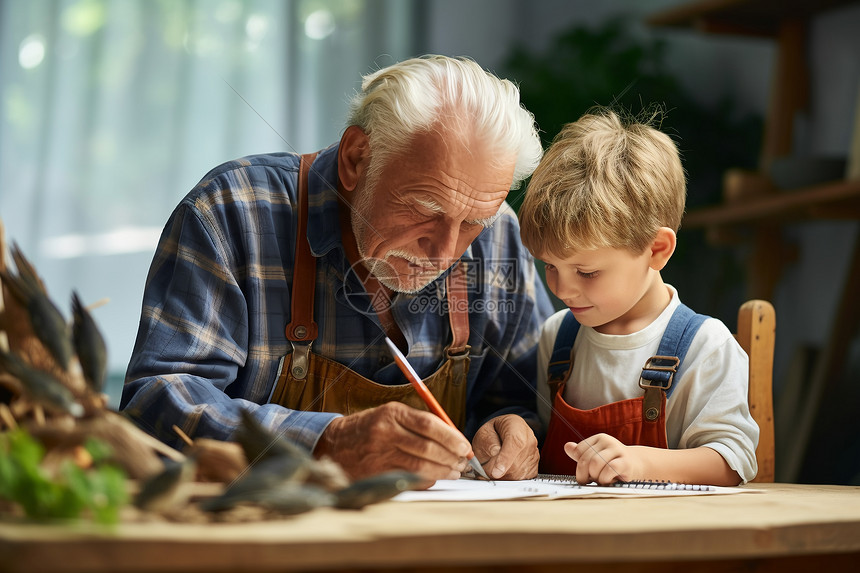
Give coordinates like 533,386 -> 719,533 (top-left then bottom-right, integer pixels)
1,0 -> 858,484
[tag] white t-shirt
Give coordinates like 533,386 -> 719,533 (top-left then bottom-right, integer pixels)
536,285 -> 759,483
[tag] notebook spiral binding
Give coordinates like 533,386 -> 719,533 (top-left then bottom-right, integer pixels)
536,474 -> 715,492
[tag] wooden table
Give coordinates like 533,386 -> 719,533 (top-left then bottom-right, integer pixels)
1,483 -> 859,572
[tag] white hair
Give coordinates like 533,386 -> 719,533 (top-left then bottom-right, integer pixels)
346,55 -> 543,189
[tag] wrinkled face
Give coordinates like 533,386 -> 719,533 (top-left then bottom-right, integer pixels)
541,245 -> 660,334
351,129 -> 515,293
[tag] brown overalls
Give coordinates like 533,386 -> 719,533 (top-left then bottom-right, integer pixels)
269,154 -> 472,428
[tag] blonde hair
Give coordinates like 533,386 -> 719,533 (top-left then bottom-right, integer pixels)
346,55 -> 543,189
519,107 -> 686,258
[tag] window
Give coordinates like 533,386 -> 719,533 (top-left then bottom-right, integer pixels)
0,0 -> 416,405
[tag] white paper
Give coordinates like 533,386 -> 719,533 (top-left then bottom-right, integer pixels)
393,478 -> 596,502
392,478 -> 754,502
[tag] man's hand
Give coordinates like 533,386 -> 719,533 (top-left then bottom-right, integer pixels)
564,434 -> 648,485
313,401 -> 469,482
471,414 -> 539,480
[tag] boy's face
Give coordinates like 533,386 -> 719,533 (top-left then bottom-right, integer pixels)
541,244 -> 668,335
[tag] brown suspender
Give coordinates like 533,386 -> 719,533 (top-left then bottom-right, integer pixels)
285,153 -> 319,344
445,262 -> 470,356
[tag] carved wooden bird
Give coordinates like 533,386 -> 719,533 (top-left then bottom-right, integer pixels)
133,456 -> 198,512
71,290 -> 107,393
333,470 -> 426,509
199,453 -> 313,512
234,408 -> 349,491
0,349 -> 83,417
0,244 -> 74,370
234,408 -> 313,463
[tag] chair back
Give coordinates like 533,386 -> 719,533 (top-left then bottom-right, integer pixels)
736,299 -> 776,483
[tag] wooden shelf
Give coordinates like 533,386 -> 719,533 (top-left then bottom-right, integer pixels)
647,0 -> 859,37
683,179 -> 860,228
648,0 -> 860,235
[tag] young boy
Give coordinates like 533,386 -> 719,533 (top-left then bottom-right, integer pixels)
518,108 -> 759,486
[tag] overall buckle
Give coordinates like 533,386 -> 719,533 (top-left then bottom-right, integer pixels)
638,355 -> 679,422
290,341 -> 313,380
638,355 -> 680,391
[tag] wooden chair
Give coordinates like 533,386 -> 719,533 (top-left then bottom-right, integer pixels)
736,299 -> 776,483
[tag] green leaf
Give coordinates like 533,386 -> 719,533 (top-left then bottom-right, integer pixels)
0,428 -> 128,524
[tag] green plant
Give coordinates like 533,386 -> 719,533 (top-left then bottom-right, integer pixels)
0,429 -> 128,524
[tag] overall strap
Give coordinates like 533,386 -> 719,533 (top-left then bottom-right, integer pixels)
285,153 -> 319,343
547,312 -> 581,394
284,153 -> 319,380
639,303 -> 708,399
445,262 -> 470,356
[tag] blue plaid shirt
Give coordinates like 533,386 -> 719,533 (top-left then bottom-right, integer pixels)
121,143 -> 554,451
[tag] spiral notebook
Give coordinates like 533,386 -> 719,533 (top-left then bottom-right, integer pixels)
533,474 -> 745,496
393,475 -> 755,502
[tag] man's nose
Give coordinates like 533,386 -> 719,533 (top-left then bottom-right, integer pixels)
419,223 -> 460,269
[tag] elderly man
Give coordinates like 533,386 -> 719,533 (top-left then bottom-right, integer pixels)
121,55 -> 554,481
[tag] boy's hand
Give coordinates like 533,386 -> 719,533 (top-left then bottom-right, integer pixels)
564,434 -> 649,485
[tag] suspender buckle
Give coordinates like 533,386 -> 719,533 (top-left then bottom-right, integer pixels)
446,344 -> 471,358
639,355 -> 679,423
290,341 -> 313,380
638,355 -> 680,392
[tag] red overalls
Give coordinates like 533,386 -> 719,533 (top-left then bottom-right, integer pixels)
539,307 -> 705,475
268,154 -> 472,428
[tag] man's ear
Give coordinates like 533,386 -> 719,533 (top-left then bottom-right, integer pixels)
338,125 -> 369,192
649,227 -> 677,271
